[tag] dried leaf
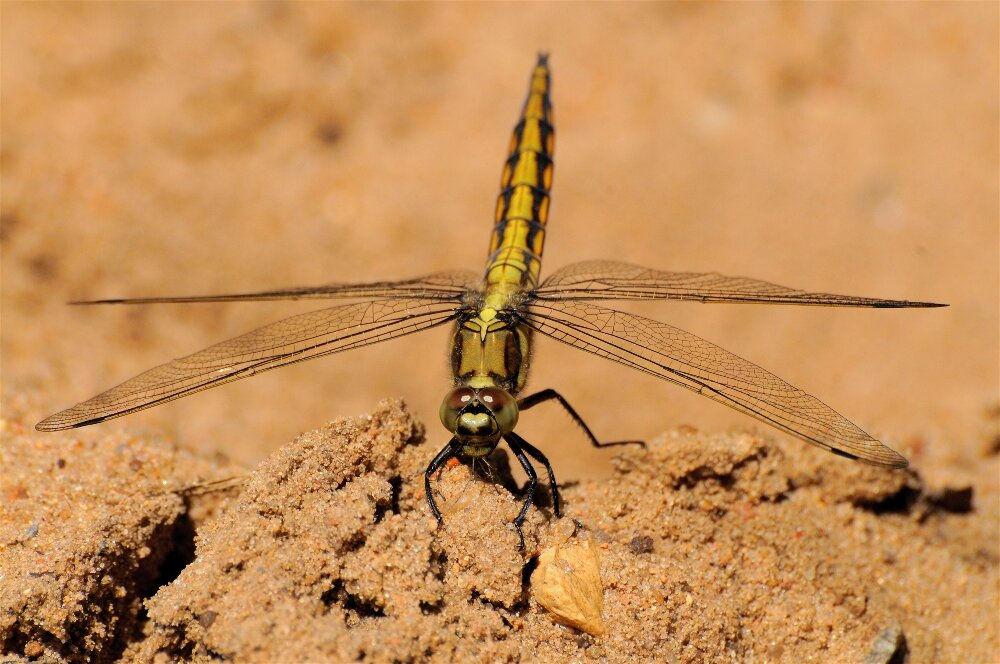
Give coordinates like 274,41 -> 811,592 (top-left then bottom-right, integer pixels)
530,537 -> 607,636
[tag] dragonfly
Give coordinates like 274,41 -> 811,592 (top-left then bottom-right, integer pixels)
37,54 -> 944,546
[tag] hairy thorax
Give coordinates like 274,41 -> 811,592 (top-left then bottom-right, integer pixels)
451,287 -> 531,395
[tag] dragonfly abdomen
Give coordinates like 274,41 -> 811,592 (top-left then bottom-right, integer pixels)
485,53 -> 554,295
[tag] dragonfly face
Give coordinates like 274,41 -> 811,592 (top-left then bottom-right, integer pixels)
439,386 -> 519,457
37,53 -> 944,550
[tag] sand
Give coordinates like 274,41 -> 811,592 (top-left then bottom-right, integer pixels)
2,3 -> 998,662
2,399 -> 996,662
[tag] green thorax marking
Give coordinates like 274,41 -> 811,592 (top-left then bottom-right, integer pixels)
452,301 -> 531,395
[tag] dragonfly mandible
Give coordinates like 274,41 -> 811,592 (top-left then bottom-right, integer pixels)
37,54 -> 944,546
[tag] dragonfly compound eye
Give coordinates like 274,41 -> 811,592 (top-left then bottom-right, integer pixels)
477,387 -> 518,434
439,387 -> 475,432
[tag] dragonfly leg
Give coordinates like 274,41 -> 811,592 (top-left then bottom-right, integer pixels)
503,432 -> 538,550
517,388 -> 645,449
424,436 -> 459,524
506,431 -> 561,518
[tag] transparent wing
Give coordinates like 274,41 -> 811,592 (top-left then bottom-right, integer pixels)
36,298 -> 461,431
535,261 -> 945,308
70,270 -> 480,305
522,299 -> 908,467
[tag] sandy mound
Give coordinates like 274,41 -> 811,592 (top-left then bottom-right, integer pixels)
2,400 -> 995,662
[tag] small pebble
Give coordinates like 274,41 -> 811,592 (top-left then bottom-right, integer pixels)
628,535 -> 654,554
864,623 -> 904,664
24,640 -> 43,658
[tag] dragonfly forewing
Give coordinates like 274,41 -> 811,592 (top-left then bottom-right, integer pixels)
535,261 -> 945,308
37,298 -> 462,431
522,299 -> 909,468
70,271 -> 480,305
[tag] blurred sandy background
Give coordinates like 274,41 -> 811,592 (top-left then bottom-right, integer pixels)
3,2 -> 996,485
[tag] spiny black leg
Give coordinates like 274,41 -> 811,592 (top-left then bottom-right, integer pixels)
425,437 -> 459,524
518,388 -> 644,449
507,431 -> 561,518
503,434 -> 538,550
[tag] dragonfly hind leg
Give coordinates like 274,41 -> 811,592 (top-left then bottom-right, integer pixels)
517,388 -> 645,449
505,431 -> 562,518
503,432 -> 541,550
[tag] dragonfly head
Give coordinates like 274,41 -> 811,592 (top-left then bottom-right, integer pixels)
440,386 -> 519,456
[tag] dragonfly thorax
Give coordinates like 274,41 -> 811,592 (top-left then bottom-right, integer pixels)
439,386 -> 519,456
450,306 -> 531,395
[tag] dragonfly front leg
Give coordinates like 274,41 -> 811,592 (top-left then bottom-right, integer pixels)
424,437 -> 460,524
506,431 -> 561,518
517,388 -> 645,449
503,433 -> 539,550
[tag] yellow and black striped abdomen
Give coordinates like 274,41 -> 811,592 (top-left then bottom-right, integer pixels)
485,53 -> 554,293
